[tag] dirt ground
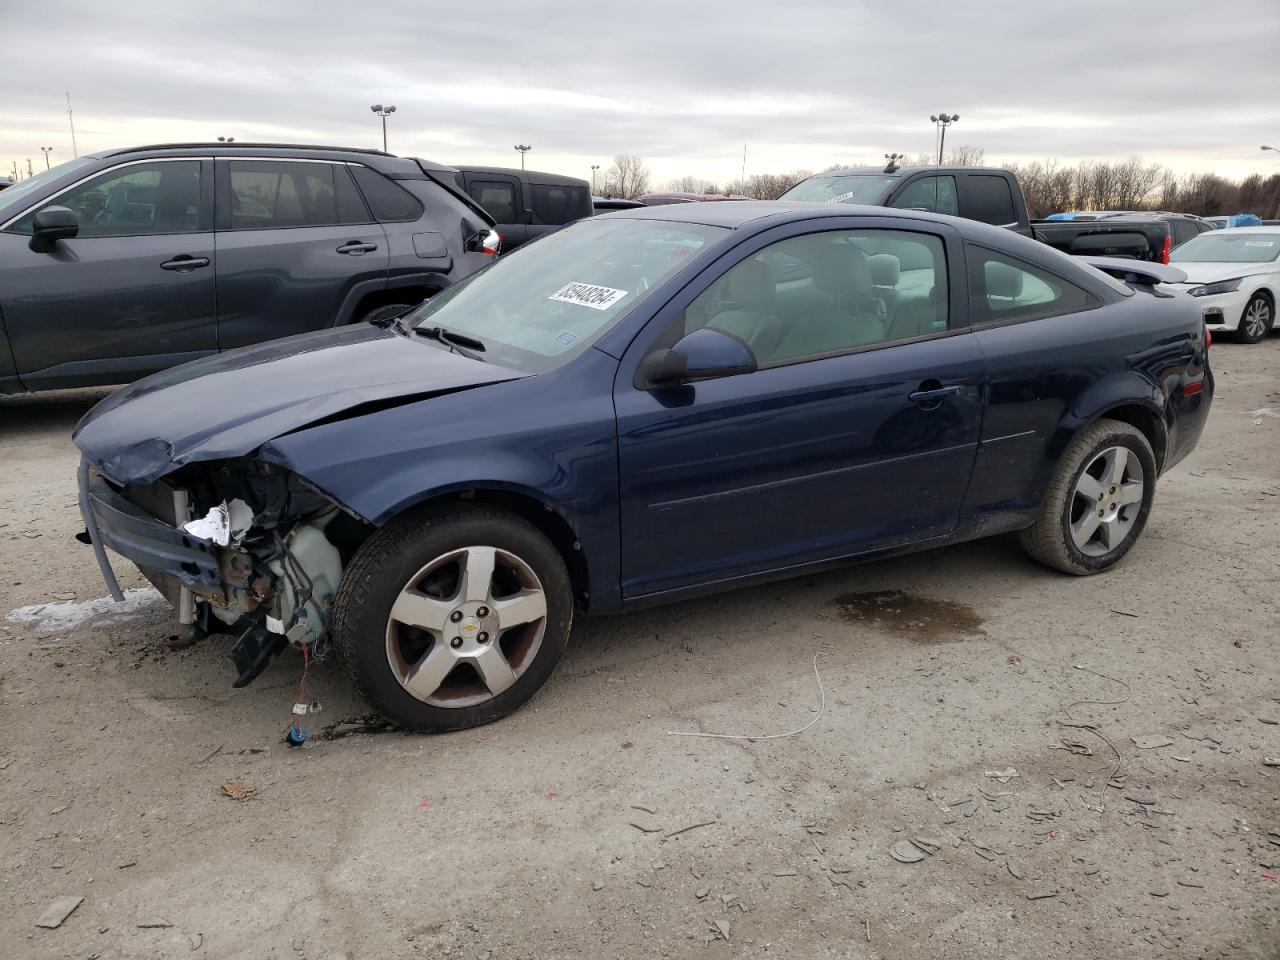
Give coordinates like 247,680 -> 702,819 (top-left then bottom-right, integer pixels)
2,337 -> 1278,960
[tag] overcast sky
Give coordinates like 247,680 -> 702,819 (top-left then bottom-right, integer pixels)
1,0 -> 1277,186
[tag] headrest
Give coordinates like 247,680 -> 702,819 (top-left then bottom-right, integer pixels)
813,244 -> 873,296
868,253 -> 900,287
985,260 -> 1024,299
726,257 -> 774,308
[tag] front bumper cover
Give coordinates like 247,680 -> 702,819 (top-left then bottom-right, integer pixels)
78,456 -> 221,602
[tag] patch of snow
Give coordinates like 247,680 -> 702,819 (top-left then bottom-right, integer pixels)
1248,407 -> 1279,419
6,588 -> 165,633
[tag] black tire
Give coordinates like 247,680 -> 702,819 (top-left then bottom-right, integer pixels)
1019,418 -> 1157,576
356,302 -> 415,326
1234,292 -> 1274,344
331,506 -> 573,732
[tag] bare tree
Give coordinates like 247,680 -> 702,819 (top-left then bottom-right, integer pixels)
665,175 -> 721,194
603,154 -> 651,200
732,170 -> 813,199
945,145 -> 986,166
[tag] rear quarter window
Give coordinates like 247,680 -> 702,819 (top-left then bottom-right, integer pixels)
349,165 -> 423,222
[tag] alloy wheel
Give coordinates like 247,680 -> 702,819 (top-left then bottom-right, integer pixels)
1244,297 -> 1271,340
1068,445 -> 1145,558
385,546 -> 548,708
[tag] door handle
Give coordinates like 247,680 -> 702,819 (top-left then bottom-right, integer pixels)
908,382 -> 963,408
160,256 -> 210,272
336,241 -> 378,255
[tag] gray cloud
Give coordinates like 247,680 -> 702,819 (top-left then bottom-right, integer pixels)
1,0 -> 1277,183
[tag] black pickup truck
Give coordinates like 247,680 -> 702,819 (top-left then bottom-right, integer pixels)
781,165 -> 1178,262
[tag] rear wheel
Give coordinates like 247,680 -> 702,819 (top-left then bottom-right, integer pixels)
1235,293 -> 1273,343
331,506 -> 573,732
1019,418 -> 1156,575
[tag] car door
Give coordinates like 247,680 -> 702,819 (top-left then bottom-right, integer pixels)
613,218 -> 985,599
463,173 -> 528,250
0,157 -> 216,389
213,158 -> 388,350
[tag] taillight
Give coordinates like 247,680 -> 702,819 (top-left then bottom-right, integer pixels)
1205,326 -> 1212,349
482,229 -> 501,256
1160,233 -> 1171,264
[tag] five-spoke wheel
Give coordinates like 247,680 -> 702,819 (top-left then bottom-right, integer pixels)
332,507 -> 572,732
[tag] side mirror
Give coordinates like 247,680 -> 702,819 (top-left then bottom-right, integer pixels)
29,206 -> 79,252
639,327 -> 757,388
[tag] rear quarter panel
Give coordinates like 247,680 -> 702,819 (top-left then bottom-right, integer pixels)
963,290 -> 1206,534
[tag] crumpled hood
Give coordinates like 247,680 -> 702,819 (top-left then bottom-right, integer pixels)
74,324 -> 526,485
1170,261 -> 1276,285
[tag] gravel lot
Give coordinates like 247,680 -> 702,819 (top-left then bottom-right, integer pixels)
2,337 -> 1278,959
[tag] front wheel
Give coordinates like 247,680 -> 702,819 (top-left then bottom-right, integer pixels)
1235,293 -> 1273,344
356,302 -> 415,326
1019,418 -> 1157,575
331,506 -> 573,732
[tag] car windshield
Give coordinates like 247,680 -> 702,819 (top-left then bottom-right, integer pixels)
406,217 -> 727,373
780,174 -> 894,204
0,157 -> 98,221
1171,233 -> 1280,264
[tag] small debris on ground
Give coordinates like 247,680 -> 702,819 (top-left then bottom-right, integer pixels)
592,879 -> 604,891
137,918 -> 174,928
35,896 -> 84,929
220,778 -> 256,801
984,767 -> 1019,782
1131,734 -> 1175,749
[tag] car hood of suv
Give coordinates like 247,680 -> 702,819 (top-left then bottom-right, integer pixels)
74,324 -> 527,486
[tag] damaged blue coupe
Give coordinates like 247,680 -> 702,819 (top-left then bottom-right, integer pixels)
75,202 -> 1213,732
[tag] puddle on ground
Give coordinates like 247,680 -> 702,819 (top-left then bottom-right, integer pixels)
834,590 -> 985,643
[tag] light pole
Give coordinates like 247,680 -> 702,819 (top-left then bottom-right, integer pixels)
40,146 -> 53,169
930,113 -> 959,165
590,164 -> 600,193
884,151 -> 904,172
514,144 -> 532,171
371,104 -> 396,152
216,136 -> 235,143
1264,145 -> 1279,154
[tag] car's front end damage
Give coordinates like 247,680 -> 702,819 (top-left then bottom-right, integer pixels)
79,454 -> 366,686
71,322 -> 530,690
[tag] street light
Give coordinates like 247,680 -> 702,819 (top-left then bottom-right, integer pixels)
930,113 -> 959,165
40,146 -> 53,169
216,136 -> 235,143
884,152 -> 904,173
371,104 -> 396,152
514,144 -> 532,171
590,164 -> 600,192
1263,145 -> 1279,154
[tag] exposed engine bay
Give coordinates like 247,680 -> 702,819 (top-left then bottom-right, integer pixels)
82,457 -> 371,688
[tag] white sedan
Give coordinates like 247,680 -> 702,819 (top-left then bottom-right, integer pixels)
1168,227 -> 1279,342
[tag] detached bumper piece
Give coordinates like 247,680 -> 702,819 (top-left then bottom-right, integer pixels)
78,457 -> 222,597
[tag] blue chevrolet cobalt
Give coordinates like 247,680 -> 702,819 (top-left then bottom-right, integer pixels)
74,202 -> 1213,732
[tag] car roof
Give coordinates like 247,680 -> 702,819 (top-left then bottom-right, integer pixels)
90,143 -> 437,177
596,198 -> 993,235
1214,225 -> 1280,234
639,192 -> 750,202
453,165 -> 588,187
816,165 -> 1015,178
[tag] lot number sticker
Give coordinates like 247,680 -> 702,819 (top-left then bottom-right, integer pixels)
549,282 -> 628,310
828,191 -> 857,203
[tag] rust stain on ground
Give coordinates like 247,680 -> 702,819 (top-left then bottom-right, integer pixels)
834,590 -> 985,642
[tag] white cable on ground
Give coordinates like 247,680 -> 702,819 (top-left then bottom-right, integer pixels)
667,653 -> 826,741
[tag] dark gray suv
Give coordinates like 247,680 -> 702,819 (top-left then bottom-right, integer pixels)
0,143 -> 499,393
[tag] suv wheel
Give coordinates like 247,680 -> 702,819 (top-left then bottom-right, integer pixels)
1019,418 -> 1157,575
331,506 -> 573,732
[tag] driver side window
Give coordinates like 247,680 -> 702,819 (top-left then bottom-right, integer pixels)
679,228 -> 950,367
9,160 -> 203,237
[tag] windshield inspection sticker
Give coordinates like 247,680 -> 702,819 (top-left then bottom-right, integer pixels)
828,191 -> 857,203
549,282 -> 628,311
555,331 -> 579,346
